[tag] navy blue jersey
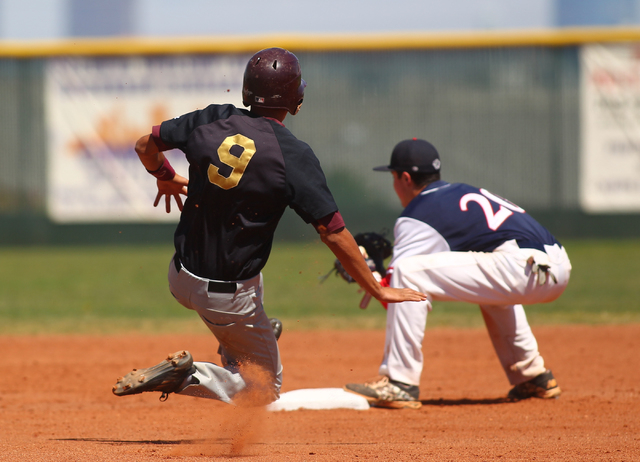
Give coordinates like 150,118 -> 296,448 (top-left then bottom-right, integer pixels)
158,104 -> 338,280
390,180 -> 560,267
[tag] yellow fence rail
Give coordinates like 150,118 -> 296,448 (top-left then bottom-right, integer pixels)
2,26 -> 640,57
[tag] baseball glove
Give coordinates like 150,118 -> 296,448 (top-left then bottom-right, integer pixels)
354,232 -> 392,276
320,232 -> 392,284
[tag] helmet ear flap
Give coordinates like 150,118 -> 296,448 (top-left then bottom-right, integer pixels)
291,78 -> 306,115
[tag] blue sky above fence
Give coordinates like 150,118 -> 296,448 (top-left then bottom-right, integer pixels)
1,0 -> 556,40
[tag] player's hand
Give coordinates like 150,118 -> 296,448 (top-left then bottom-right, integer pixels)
375,286 -> 427,304
153,174 -> 188,213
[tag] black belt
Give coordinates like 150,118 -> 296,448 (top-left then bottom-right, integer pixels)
207,280 -> 237,294
173,255 -> 238,294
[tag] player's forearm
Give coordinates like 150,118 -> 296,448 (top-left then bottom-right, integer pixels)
320,228 -> 384,299
135,134 -> 165,172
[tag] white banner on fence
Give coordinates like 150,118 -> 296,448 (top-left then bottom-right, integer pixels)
46,55 -> 248,223
580,44 -> 640,213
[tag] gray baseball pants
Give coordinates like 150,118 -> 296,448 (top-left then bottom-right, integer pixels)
167,255 -> 282,404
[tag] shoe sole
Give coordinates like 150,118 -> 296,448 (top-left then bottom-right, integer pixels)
344,386 -> 422,409
373,399 -> 422,410
343,386 -> 378,402
508,385 -> 562,400
113,350 -> 193,397
539,386 -> 562,399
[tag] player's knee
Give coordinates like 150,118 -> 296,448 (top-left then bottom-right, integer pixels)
391,259 -> 421,291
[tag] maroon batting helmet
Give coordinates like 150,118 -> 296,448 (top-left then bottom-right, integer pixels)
242,47 -> 307,115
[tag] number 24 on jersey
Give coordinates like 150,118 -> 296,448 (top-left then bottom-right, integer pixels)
460,189 -> 525,231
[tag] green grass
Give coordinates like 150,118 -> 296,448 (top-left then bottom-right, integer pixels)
1,239 -> 639,334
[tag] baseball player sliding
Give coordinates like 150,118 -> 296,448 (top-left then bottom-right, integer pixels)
344,138 -> 572,409
111,49 -> 426,406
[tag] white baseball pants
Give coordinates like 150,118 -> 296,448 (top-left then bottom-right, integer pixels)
167,257 -> 282,404
379,239 -> 571,387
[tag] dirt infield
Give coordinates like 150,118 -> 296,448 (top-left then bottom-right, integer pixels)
1,324 -> 639,461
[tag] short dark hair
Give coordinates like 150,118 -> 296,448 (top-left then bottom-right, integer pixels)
394,170 -> 440,187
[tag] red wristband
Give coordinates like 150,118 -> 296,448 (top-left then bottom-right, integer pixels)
146,157 -> 176,181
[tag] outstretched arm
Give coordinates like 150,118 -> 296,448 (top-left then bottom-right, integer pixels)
319,226 -> 427,304
135,134 -> 188,213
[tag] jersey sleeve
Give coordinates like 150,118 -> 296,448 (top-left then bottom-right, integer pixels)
282,142 -> 339,223
389,216 -> 450,267
158,104 -> 235,150
314,211 -> 345,233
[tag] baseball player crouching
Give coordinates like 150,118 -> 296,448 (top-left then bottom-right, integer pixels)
344,138 -> 571,409
111,49 -> 426,406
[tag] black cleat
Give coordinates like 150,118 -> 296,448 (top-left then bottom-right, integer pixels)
508,370 -> 561,400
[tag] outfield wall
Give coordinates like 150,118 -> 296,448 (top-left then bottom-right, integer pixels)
1,28 -> 640,245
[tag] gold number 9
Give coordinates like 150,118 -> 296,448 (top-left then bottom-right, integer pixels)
207,134 -> 256,190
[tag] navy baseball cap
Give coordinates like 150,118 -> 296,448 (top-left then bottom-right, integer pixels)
373,138 -> 441,173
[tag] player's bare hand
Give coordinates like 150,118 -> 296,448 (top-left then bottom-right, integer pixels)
376,286 -> 427,304
153,174 -> 188,213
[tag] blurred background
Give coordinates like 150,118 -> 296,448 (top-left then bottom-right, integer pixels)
1,0 -> 640,245
2,0 -> 640,38
1,1 -> 640,333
